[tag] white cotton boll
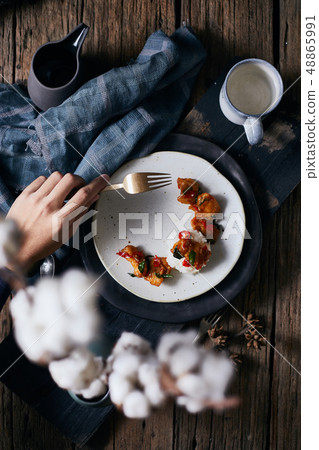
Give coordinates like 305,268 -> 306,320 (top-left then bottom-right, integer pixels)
31,280 -> 64,326
169,345 -> 201,377
14,319 -> 46,362
201,354 -> 233,401
9,287 -> 33,319
157,331 -> 196,364
60,270 -> 98,310
67,314 -> 101,346
10,269 -> 102,363
10,288 -> 66,363
176,396 -> 205,413
105,354 -> 115,374
108,372 -> 134,405
112,353 -> 141,381
49,354 -> 88,391
144,382 -> 166,407
112,332 -> 152,357
38,320 -> 71,360
138,359 -> 160,386
49,349 -> 105,392
79,379 -> 108,400
176,373 -> 208,399
0,218 -> 22,267
123,390 -> 151,419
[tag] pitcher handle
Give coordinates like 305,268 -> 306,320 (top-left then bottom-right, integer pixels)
243,117 -> 263,145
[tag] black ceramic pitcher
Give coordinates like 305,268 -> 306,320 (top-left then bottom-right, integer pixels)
27,23 -> 89,111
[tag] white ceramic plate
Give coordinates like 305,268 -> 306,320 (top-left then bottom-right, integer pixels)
93,151 -> 245,302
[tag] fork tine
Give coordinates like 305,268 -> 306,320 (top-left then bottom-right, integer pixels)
145,172 -> 171,177
149,182 -> 172,190
147,177 -> 172,184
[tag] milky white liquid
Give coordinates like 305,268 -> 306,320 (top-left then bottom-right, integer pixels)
226,63 -> 276,115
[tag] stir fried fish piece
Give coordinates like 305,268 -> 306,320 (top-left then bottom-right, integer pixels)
190,217 -> 220,242
177,179 -> 222,242
117,245 -> 147,277
190,192 -> 221,214
177,178 -> 200,205
117,247 -> 172,286
171,231 -> 211,271
189,191 -> 221,241
144,256 -> 172,286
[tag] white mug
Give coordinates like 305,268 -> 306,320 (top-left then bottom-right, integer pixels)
219,58 -> 283,145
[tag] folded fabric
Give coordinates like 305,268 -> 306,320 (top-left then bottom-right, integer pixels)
0,26 -> 206,214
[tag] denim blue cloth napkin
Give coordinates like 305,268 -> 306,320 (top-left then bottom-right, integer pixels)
0,26 -> 206,214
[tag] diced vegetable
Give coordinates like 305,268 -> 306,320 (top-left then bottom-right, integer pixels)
138,260 -> 146,273
179,231 -> 191,240
189,250 -> 196,266
173,247 -> 183,259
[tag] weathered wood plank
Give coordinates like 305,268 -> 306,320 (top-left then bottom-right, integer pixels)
209,219 -> 278,450
81,0 -> 176,78
92,405 -> 174,450
0,6 -> 15,84
270,186 -> 301,450
278,0 -> 301,105
12,392 -> 73,450
173,405 -> 198,450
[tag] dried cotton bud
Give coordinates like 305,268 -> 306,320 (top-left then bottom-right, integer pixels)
112,331 -> 152,356
10,269 -> 101,363
176,373 -> 208,398
157,331 -> 235,413
112,353 -> 141,381
157,330 -> 196,364
108,372 -> 134,405
144,381 -> 166,407
48,348 -> 108,399
169,345 -> 201,377
107,332 -> 167,417
123,391 -> 151,419
80,379 -> 108,400
176,396 -> 205,414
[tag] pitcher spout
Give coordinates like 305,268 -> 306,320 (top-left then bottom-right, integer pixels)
63,23 -> 89,53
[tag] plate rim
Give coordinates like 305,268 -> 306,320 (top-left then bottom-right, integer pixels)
93,150 -> 246,302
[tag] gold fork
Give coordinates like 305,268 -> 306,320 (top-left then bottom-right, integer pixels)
100,172 -> 172,194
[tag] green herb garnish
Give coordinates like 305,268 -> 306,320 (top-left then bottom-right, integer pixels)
173,247 -> 183,259
128,273 -> 137,277
155,273 -> 174,278
189,250 -> 196,266
138,260 -> 146,273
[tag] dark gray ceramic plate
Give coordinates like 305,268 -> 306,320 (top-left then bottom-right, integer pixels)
80,133 -> 262,323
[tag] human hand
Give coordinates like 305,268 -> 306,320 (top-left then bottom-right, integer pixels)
6,172 -> 109,272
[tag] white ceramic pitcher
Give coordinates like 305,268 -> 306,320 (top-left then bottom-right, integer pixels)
219,58 -> 283,145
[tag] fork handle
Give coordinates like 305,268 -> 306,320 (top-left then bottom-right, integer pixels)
101,183 -> 123,193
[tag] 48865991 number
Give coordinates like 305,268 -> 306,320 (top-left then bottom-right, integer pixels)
306,17 -> 316,75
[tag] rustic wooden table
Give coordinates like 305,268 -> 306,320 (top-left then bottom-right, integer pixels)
0,0 -> 300,449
